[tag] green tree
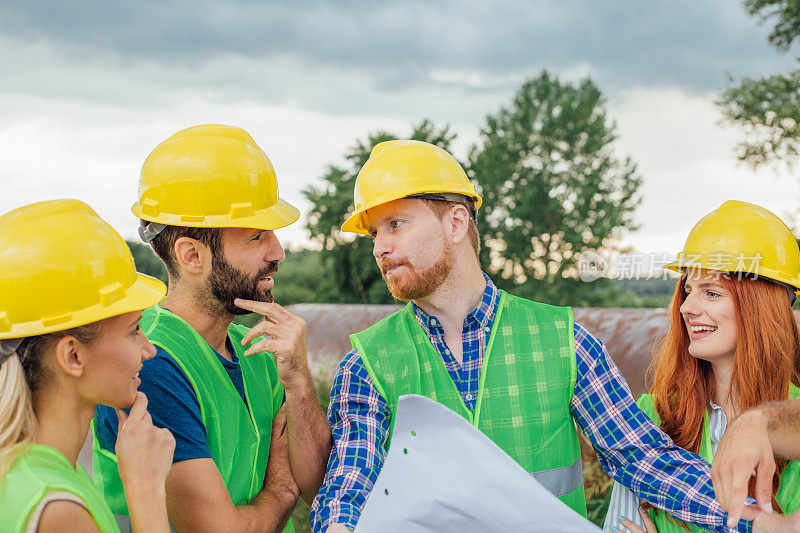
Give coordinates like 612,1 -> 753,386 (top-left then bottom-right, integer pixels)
719,0 -> 800,168
304,120 -> 458,303
126,240 -> 168,283
468,71 -> 642,306
272,248 -> 340,305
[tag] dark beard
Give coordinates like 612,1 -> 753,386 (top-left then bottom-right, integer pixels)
208,255 -> 278,315
380,239 -> 455,302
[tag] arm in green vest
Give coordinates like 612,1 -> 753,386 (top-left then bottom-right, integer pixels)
235,299 -> 333,504
164,408 -> 300,532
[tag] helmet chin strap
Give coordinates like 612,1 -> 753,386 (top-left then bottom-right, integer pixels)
769,279 -> 799,307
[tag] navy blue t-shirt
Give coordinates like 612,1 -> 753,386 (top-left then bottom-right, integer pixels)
95,339 -> 258,463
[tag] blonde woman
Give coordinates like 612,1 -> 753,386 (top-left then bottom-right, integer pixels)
0,200 -> 174,532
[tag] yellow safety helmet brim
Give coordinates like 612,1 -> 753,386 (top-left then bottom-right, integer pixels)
664,200 -> 800,293
1,273 -> 166,339
341,187 -> 482,235
133,196 -> 300,231
664,258 -> 800,293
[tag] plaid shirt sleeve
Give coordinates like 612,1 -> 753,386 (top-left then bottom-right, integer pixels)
571,322 -> 751,533
310,348 -> 390,532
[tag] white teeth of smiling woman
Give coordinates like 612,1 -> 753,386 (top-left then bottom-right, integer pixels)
690,325 -> 717,332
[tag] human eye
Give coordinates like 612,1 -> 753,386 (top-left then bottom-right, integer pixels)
706,290 -> 721,299
390,219 -> 403,229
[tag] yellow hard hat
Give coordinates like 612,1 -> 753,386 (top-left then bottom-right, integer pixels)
665,200 -> 800,291
0,200 -> 166,339
133,124 -> 300,230
341,140 -> 482,235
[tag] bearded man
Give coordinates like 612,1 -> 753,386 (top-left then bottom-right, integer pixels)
93,125 -> 331,532
311,140 -> 755,533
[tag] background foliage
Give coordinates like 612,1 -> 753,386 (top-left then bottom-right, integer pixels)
469,71 -> 642,306
719,0 -> 800,169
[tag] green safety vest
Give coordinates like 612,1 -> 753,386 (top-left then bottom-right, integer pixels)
638,387 -> 800,533
353,290 -> 587,516
92,305 -> 294,532
0,444 -> 119,533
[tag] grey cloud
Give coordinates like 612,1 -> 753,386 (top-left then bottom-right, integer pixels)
1,0 -> 797,95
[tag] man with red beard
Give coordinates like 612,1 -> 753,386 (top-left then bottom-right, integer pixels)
93,125 -> 331,532
311,140 -> 754,532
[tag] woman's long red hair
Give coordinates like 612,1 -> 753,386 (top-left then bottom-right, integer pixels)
649,273 -> 800,508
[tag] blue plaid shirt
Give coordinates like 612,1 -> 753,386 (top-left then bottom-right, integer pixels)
311,274 -> 750,533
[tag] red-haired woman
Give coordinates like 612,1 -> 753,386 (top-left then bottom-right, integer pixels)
604,201 -> 800,533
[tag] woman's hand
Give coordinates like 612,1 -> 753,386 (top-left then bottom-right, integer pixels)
613,506 -> 657,533
115,391 -> 175,492
114,391 -> 175,533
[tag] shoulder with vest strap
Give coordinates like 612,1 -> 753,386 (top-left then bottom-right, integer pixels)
1,444 -> 119,533
635,393 -> 660,424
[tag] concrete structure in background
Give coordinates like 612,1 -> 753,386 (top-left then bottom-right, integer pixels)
291,304 -> 672,398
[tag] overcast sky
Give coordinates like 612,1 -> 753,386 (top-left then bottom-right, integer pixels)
1,0 -> 798,262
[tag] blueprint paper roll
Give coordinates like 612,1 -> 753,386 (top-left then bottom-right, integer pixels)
356,394 -> 600,532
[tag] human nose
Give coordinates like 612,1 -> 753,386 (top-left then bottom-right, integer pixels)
263,230 -> 286,263
141,336 -> 157,361
680,290 -> 700,317
373,230 -> 391,260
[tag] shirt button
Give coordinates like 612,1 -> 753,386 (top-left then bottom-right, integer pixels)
430,318 -> 438,326
484,327 -> 491,333
465,393 -> 475,401
444,349 -> 451,356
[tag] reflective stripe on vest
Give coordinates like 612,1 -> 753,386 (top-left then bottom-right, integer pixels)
531,458 -> 584,498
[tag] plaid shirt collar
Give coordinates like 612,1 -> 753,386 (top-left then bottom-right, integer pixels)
410,272 -> 499,335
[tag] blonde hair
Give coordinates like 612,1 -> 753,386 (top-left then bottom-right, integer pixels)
0,323 -> 101,479
0,353 -> 36,478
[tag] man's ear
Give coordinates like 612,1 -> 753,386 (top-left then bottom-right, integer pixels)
52,336 -> 85,378
173,237 -> 210,275
447,204 -> 471,245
